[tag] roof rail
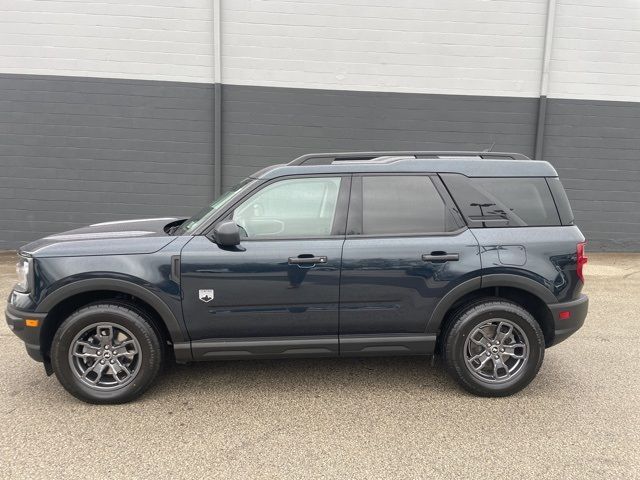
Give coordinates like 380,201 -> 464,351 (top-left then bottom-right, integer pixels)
289,151 -> 530,166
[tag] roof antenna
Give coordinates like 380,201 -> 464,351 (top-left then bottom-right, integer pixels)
483,141 -> 496,152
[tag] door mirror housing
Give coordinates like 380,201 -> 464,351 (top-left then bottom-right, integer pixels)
212,220 -> 241,247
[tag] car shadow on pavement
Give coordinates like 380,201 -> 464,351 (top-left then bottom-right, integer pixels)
148,355 -> 460,399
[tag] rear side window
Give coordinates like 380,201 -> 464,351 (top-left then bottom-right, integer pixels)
360,176 -> 450,234
441,174 -> 560,227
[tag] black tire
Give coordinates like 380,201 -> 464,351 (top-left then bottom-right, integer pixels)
51,303 -> 163,404
443,299 -> 545,397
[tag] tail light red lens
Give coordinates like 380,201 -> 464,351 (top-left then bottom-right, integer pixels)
577,242 -> 587,283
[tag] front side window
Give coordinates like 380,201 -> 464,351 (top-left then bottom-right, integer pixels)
232,177 -> 342,238
360,176 -> 450,235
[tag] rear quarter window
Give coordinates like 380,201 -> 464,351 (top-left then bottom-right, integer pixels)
441,174 -> 561,227
546,177 -> 574,225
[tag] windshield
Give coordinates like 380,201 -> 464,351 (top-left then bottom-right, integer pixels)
176,178 -> 256,234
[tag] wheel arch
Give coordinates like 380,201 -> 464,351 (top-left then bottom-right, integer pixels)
428,276 -> 556,348
37,279 -> 191,362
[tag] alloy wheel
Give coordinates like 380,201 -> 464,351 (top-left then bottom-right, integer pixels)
463,319 -> 529,383
68,323 -> 142,390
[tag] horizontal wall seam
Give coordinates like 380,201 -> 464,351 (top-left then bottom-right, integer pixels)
3,72 -> 640,105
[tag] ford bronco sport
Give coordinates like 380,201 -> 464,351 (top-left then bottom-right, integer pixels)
6,151 -> 588,403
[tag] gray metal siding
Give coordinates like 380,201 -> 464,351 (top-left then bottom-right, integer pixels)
0,74 -> 214,250
222,85 -> 539,188
222,85 -> 640,251
544,98 -> 640,251
0,74 -> 639,251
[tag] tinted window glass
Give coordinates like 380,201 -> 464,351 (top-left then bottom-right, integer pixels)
546,177 -> 574,225
361,176 -> 448,234
442,174 -> 560,227
233,177 -> 341,238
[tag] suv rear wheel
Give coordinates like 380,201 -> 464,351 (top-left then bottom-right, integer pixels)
443,299 -> 545,397
51,303 -> 163,404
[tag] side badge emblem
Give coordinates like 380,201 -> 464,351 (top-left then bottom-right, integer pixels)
199,289 -> 214,303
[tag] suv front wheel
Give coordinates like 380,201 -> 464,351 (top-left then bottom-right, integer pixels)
444,299 -> 545,397
51,303 -> 163,404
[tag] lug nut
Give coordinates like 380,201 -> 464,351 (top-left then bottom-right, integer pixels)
494,355 -> 499,359
486,352 -> 491,356
97,350 -> 101,355
500,348 -> 505,352
110,360 -> 115,364
105,345 -> 110,349
100,360 -> 105,365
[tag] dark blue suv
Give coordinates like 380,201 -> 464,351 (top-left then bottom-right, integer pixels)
6,151 -> 589,403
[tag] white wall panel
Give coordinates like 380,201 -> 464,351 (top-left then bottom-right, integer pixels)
2,0 -> 640,102
550,0 -> 640,102
0,0 -> 215,83
221,0 -> 548,97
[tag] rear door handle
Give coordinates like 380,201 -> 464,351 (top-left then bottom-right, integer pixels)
288,255 -> 328,265
422,252 -> 459,262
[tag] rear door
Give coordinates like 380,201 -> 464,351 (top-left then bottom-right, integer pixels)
339,174 -> 481,355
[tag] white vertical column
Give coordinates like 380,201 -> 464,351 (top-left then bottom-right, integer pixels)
213,0 -> 222,84
539,0 -> 557,98
535,0 -> 558,159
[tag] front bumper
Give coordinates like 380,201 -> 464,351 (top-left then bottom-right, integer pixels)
5,304 -> 47,362
548,294 -> 589,346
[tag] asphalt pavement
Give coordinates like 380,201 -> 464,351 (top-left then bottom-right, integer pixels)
1,252 -> 639,479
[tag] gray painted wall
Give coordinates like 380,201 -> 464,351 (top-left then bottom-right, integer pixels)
221,85 -> 539,188
0,74 -> 638,251
544,98 -> 640,251
0,74 -> 214,249
222,85 -> 640,251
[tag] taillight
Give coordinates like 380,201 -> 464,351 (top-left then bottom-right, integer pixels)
577,242 -> 587,283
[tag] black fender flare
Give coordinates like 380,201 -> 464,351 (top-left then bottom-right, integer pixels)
426,274 -> 557,335
481,273 -> 557,304
425,277 -> 481,335
36,278 -> 189,346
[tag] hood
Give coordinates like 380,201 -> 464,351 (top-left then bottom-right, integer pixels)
20,217 -> 183,257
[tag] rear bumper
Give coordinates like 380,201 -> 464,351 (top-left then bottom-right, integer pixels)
5,304 -> 47,362
548,294 -> 589,346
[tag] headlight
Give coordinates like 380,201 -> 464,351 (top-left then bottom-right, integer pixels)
15,256 -> 32,293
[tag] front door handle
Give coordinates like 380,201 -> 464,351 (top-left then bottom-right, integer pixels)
288,255 -> 328,265
422,252 -> 459,262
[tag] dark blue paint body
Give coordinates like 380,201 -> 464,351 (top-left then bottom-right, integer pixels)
6,156 -> 588,366
339,230 -> 481,335
473,227 -> 585,303
181,236 -> 343,341
10,233 -> 194,349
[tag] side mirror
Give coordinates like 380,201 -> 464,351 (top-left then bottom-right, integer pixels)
212,220 -> 241,248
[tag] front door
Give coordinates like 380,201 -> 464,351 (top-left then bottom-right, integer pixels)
339,174 -> 480,355
180,175 -> 350,359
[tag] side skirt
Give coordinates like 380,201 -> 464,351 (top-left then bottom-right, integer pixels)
340,334 -> 436,356
189,334 -> 436,361
191,336 -> 339,361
